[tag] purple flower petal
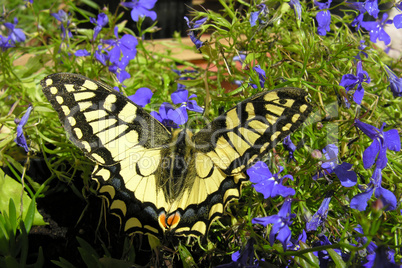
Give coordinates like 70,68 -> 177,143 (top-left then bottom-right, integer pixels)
394,14 -> 402,29
75,49 -> 90,57
350,185 -> 374,211
363,139 -> 380,169
128,87 -> 153,107
384,129 -> 401,152
14,105 -> 33,152
171,90 -> 189,104
334,162 -> 357,187
374,187 -> 397,211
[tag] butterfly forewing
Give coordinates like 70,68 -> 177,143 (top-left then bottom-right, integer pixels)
192,88 -> 312,175
41,73 -> 171,166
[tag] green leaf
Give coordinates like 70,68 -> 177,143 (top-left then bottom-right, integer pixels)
327,248 -> 346,268
23,198 -> 36,233
178,244 -> 197,268
0,169 -> 46,226
294,242 -> 320,268
76,237 -> 101,268
51,257 -> 77,268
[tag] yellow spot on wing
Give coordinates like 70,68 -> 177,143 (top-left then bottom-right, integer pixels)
282,123 -> 293,132
248,120 -> 268,135
82,80 -> 98,90
56,96 -> 63,104
118,103 -> 137,122
271,131 -> 281,141
300,104 -> 308,113
98,185 -> 115,199
245,102 -> 255,120
195,153 -> 213,178
73,91 -> 96,101
292,113 -> 300,123
209,203 -> 223,219
91,153 -> 106,164
263,91 -> 278,102
191,221 -> 206,234
50,86 -> 58,95
78,101 -> 93,111
227,131 -> 250,155
223,188 -> 239,203
225,109 -> 240,129
74,128 -> 83,139
265,104 -> 285,117
238,127 -> 260,144
45,78 -> 53,87
104,94 -> 117,111
61,105 -> 70,115
214,136 -> 240,165
124,217 -> 142,231
111,199 -> 127,216
64,84 -> 75,93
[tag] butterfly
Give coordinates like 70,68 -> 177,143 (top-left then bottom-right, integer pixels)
41,73 -> 312,238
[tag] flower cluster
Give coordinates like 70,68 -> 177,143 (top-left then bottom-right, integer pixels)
0,18 -> 26,51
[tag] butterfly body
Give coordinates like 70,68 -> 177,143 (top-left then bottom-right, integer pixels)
41,73 -> 312,238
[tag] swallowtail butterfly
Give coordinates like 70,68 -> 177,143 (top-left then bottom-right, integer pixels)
41,73 -> 312,238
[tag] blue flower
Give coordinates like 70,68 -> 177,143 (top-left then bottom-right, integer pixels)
354,226 -> 377,255
171,89 -> 204,114
150,103 -> 187,129
75,49 -> 90,57
313,144 -> 357,187
385,66 -> 402,97
286,229 -> 307,251
364,246 -> 398,268
350,167 -> 397,211
339,61 -> 370,105
4,18 -> 26,44
355,119 -> 401,169
51,10 -> 72,41
348,2 -> 366,30
315,0 -> 332,36
128,87 -> 153,107
394,4 -> 402,29
0,35 -> 13,51
306,193 -> 332,232
103,26 -> 138,66
250,65 -> 266,89
90,13 -> 108,40
95,45 -> 109,66
252,197 -> 295,250
250,3 -> 268,27
215,239 -> 258,268
14,105 -> 33,153
233,52 -> 246,63
184,16 -> 207,49
288,0 -> 302,21
109,60 -> 131,84
355,40 -> 368,60
283,135 -> 297,162
247,161 -> 295,198
364,0 -> 379,19
121,0 -> 157,22
361,13 -> 393,45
